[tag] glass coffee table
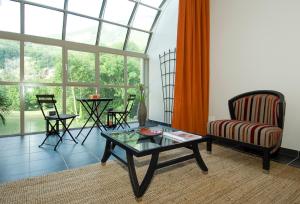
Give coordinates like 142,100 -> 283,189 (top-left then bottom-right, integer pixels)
100,126 -> 208,199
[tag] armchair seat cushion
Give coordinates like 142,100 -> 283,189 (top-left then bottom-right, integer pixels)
207,120 -> 282,148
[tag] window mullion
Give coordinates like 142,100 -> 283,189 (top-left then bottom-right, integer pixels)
62,0 -> 69,40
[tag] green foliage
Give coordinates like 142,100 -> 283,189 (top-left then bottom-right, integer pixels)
0,39 -> 143,133
0,88 -> 12,125
68,51 -> 95,82
0,39 -> 19,69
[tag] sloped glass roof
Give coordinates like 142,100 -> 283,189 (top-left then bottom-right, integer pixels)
0,0 -> 166,53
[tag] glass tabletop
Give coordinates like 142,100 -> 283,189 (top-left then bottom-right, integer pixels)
103,126 -> 204,154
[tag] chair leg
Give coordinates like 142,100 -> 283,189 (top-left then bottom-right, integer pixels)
118,113 -> 129,129
39,121 -> 57,148
60,118 -> 78,144
114,114 -> 125,130
54,135 -> 63,151
39,135 -> 50,147
206,136 -> 212,153
263,148 -> 270,171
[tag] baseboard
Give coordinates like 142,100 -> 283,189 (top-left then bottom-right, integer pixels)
279,147 -> 299,157
148,119 -> 171,127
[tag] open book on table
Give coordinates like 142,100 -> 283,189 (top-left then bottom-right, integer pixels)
163,131 -> 201,142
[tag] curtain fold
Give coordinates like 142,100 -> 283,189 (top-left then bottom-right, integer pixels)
172,0 -> 210,135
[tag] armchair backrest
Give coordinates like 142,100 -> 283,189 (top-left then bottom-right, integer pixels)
228,90 -> 285,128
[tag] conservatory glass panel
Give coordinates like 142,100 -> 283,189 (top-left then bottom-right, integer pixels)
0,0 -> 20,33
127,57 -> 143,85
126,30 -> 149,53
24,86 -> 62,133
132,5 -> 157,30
26,0 -> 65,9
140,0 -> 163,8
100,53 -> 124,85
25,5 -> 63,39
100,87 -> 125,113
0,39 -> 20,82
66,87 -> 96,128
127,88 -> 139,122
66,14 -> 98,45
24,42 -> 62,83
68,0 -> 103,17
68,50 -> 95,83
0,85 -> 20,135
103,0 -> 135,25
99,23 -> 127,50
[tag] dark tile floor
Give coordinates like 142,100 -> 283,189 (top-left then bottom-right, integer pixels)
0,122 -> 299,184
0,124 -> 142,184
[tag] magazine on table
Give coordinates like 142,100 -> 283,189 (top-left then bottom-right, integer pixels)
163,131 -> 201,142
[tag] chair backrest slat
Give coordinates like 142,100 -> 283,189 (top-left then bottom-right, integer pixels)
125,95 -> 136,113
36,94 -> 60,119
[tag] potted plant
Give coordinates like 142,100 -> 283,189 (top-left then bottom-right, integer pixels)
137,84 -> 147,126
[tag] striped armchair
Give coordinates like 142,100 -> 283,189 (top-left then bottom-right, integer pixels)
207,90 -> 286,170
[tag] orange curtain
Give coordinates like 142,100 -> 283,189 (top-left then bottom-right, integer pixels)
172,0 -> 210,135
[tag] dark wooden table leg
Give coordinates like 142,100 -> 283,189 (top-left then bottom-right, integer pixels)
101,140 -> 113,164
126,151 -> 159,198
192,143 -> 208,172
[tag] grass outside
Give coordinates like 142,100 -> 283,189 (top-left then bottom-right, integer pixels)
0,111 -> 138,136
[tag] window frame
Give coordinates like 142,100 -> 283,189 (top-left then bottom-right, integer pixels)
0,30 -> 149,136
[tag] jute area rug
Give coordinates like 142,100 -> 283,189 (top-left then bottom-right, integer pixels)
1,144 -> 300,204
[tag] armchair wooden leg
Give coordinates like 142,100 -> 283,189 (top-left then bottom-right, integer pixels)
263,148 -> 270,171
206,135 -> 212,153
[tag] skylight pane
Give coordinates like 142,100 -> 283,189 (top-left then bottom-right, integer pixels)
126,30 -> 149,53
66,15 -> 98,45
140,0 -> 163,8
103,0 -> 135,25
99,23 -> 127,49
25,5 -> 63,39
0,0 -> 20,33
26,0 -> 64,9
132,5 -> 157,30
68,0 -> 102,17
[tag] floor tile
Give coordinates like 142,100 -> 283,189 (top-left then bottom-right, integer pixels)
0,173 -> 29,184
29,156 -> 66,172
65,151 -> 99,169
30,150 -> 61,162
64,151 -> 98,164
0,162 -> 30,176
0,153 -> 30,166
288,157 -> 300,168
29,166 -> 68,178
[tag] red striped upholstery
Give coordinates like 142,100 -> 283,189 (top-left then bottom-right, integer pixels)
207,120 -> 282,148
233,94 -> 280,127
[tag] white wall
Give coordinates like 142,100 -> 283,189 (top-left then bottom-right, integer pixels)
210,0 -> 300,150
147,0 -> 179,122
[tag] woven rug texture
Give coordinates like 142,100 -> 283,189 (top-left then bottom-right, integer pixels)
1,144 -> 300,204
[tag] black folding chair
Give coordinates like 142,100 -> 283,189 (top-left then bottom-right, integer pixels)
107,95 -> 136,130
36,94 -> 78,151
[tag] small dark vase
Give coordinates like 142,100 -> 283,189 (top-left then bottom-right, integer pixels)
138,101 -> 147,127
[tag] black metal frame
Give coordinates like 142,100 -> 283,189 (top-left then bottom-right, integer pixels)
106,95 -> 136,130
159,49 -> 176,125
76,98 -> 113,145
207,90 -> 286,170
101,132 -> 208,198
36,94 -> 78,151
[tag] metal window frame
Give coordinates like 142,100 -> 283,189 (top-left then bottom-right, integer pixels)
8,0 -> 164,53
0,30 -> 149,137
